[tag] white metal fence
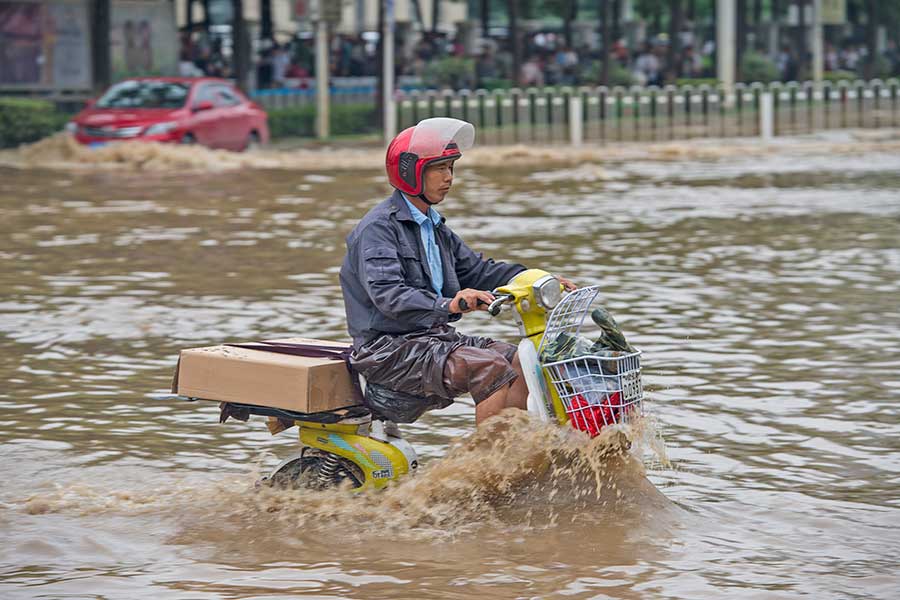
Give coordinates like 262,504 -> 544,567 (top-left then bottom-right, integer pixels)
394,79 -> 900,144
253,76 -> 421,109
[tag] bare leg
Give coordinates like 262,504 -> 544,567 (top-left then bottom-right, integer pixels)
505,353 -> 528,410
475,352 -> 528,425
475,387 -> 508,425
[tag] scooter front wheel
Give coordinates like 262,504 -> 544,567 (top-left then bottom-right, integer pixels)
263,451 -> 364,490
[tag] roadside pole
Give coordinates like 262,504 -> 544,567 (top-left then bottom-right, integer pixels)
812,0 -> 824,83
716,0 -> 736,104
759,90 -> 774,141
314,5 -> 329,139
569,94 -> 583,147
383,0 -> 396,144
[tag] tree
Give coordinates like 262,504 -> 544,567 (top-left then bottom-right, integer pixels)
601,0 -> 611,85
612,0 -> 622,40
863,0 -> 877,79
260,0 -> 272,40
508,0 -> 521,85
564,0 -> 578,48
795,0 -> 806,80
202,0 -> 210,30
736,0 -> 747,81
231,0 -> 249,91
376,0 -> 384,127
635,0 -> 666,36
92,0 -> 111,92
665,0 -> 683,82
537,0 -> 577,47
185,0 -> 194,33
410,0 -> 426,29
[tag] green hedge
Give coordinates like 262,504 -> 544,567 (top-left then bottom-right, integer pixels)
478,77 -> 514,90
0,97 -> 71,148
675,77 -> 719,87
266,103 -> 378,139
583,62 -> 635,87
422,57 -> 477,90
740,52 -> 780,83
823,70 -> 858,83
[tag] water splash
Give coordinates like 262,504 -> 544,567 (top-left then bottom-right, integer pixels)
9,133 -> 279,172
3,130 -> 897,174
18,410 -> 674,539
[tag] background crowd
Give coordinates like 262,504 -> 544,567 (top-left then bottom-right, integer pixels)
176,8 -> 900,93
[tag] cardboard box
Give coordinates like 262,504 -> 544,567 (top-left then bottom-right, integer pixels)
172,337 -> 359,414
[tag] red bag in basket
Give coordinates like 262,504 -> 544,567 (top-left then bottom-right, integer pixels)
569,392 -> 622,437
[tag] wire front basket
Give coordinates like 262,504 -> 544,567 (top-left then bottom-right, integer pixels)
542,352 -> 643,435
539,287 -> 644,435
537,286 -> 602,357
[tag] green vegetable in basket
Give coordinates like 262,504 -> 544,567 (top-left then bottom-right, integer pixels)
540,332 -> 578,363
591,349 -> 629,374
590,307 -> 636,353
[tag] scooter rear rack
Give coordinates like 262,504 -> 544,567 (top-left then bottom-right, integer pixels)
178,396 -> 371,425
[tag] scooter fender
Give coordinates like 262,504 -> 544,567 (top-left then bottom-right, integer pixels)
298,425 -> 413,490
518,339 -> 552,422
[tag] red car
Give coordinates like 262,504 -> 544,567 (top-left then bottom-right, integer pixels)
68,77 -> 269,151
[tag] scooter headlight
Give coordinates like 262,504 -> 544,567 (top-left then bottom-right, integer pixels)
533,275 -> 562,310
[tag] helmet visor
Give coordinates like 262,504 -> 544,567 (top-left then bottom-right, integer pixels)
407,118 -> 475,159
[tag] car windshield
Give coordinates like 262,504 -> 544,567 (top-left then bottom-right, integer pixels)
95,80 -> 190,109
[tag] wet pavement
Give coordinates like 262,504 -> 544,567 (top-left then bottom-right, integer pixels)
1,132 -> 899,598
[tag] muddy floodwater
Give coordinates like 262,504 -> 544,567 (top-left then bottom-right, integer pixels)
1,132 -> 899,599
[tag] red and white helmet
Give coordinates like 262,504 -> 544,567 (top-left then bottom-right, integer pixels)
385,118 -> 475,196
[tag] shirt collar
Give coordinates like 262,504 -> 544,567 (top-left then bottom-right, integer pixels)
401,193 -> 442,227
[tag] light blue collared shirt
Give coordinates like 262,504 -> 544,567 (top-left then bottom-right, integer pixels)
402,195 -> 444,296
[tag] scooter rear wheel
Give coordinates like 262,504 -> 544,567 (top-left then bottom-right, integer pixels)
265,452 -> 363,490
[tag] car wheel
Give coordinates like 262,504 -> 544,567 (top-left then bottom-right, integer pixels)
180,133 -> 196,145
244,131 -> 261,153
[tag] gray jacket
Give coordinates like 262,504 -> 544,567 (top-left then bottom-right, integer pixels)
340,190 -> 526,347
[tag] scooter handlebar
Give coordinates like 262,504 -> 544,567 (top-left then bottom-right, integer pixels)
487,295 -> 512,316
457,298 -> 486,312
458,293 -> 515,315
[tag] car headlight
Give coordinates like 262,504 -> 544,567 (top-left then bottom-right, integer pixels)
533,275 -> 562,310
144,121 -> 178,136
65,122 -> 78,134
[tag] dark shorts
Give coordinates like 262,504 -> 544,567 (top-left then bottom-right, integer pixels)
350,325 -> 518,407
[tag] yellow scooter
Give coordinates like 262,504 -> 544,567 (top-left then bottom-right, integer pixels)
254,268 -> 643,491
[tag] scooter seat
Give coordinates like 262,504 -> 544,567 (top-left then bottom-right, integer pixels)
219,401 -> 371,424
363,382 -> 451,424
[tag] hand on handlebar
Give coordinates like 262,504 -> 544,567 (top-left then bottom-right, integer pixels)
556,275 -> 578,292
450,289 -> 495,314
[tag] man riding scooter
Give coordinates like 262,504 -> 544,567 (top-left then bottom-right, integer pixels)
174,117 -> 639,490
340,118 -> 576,426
